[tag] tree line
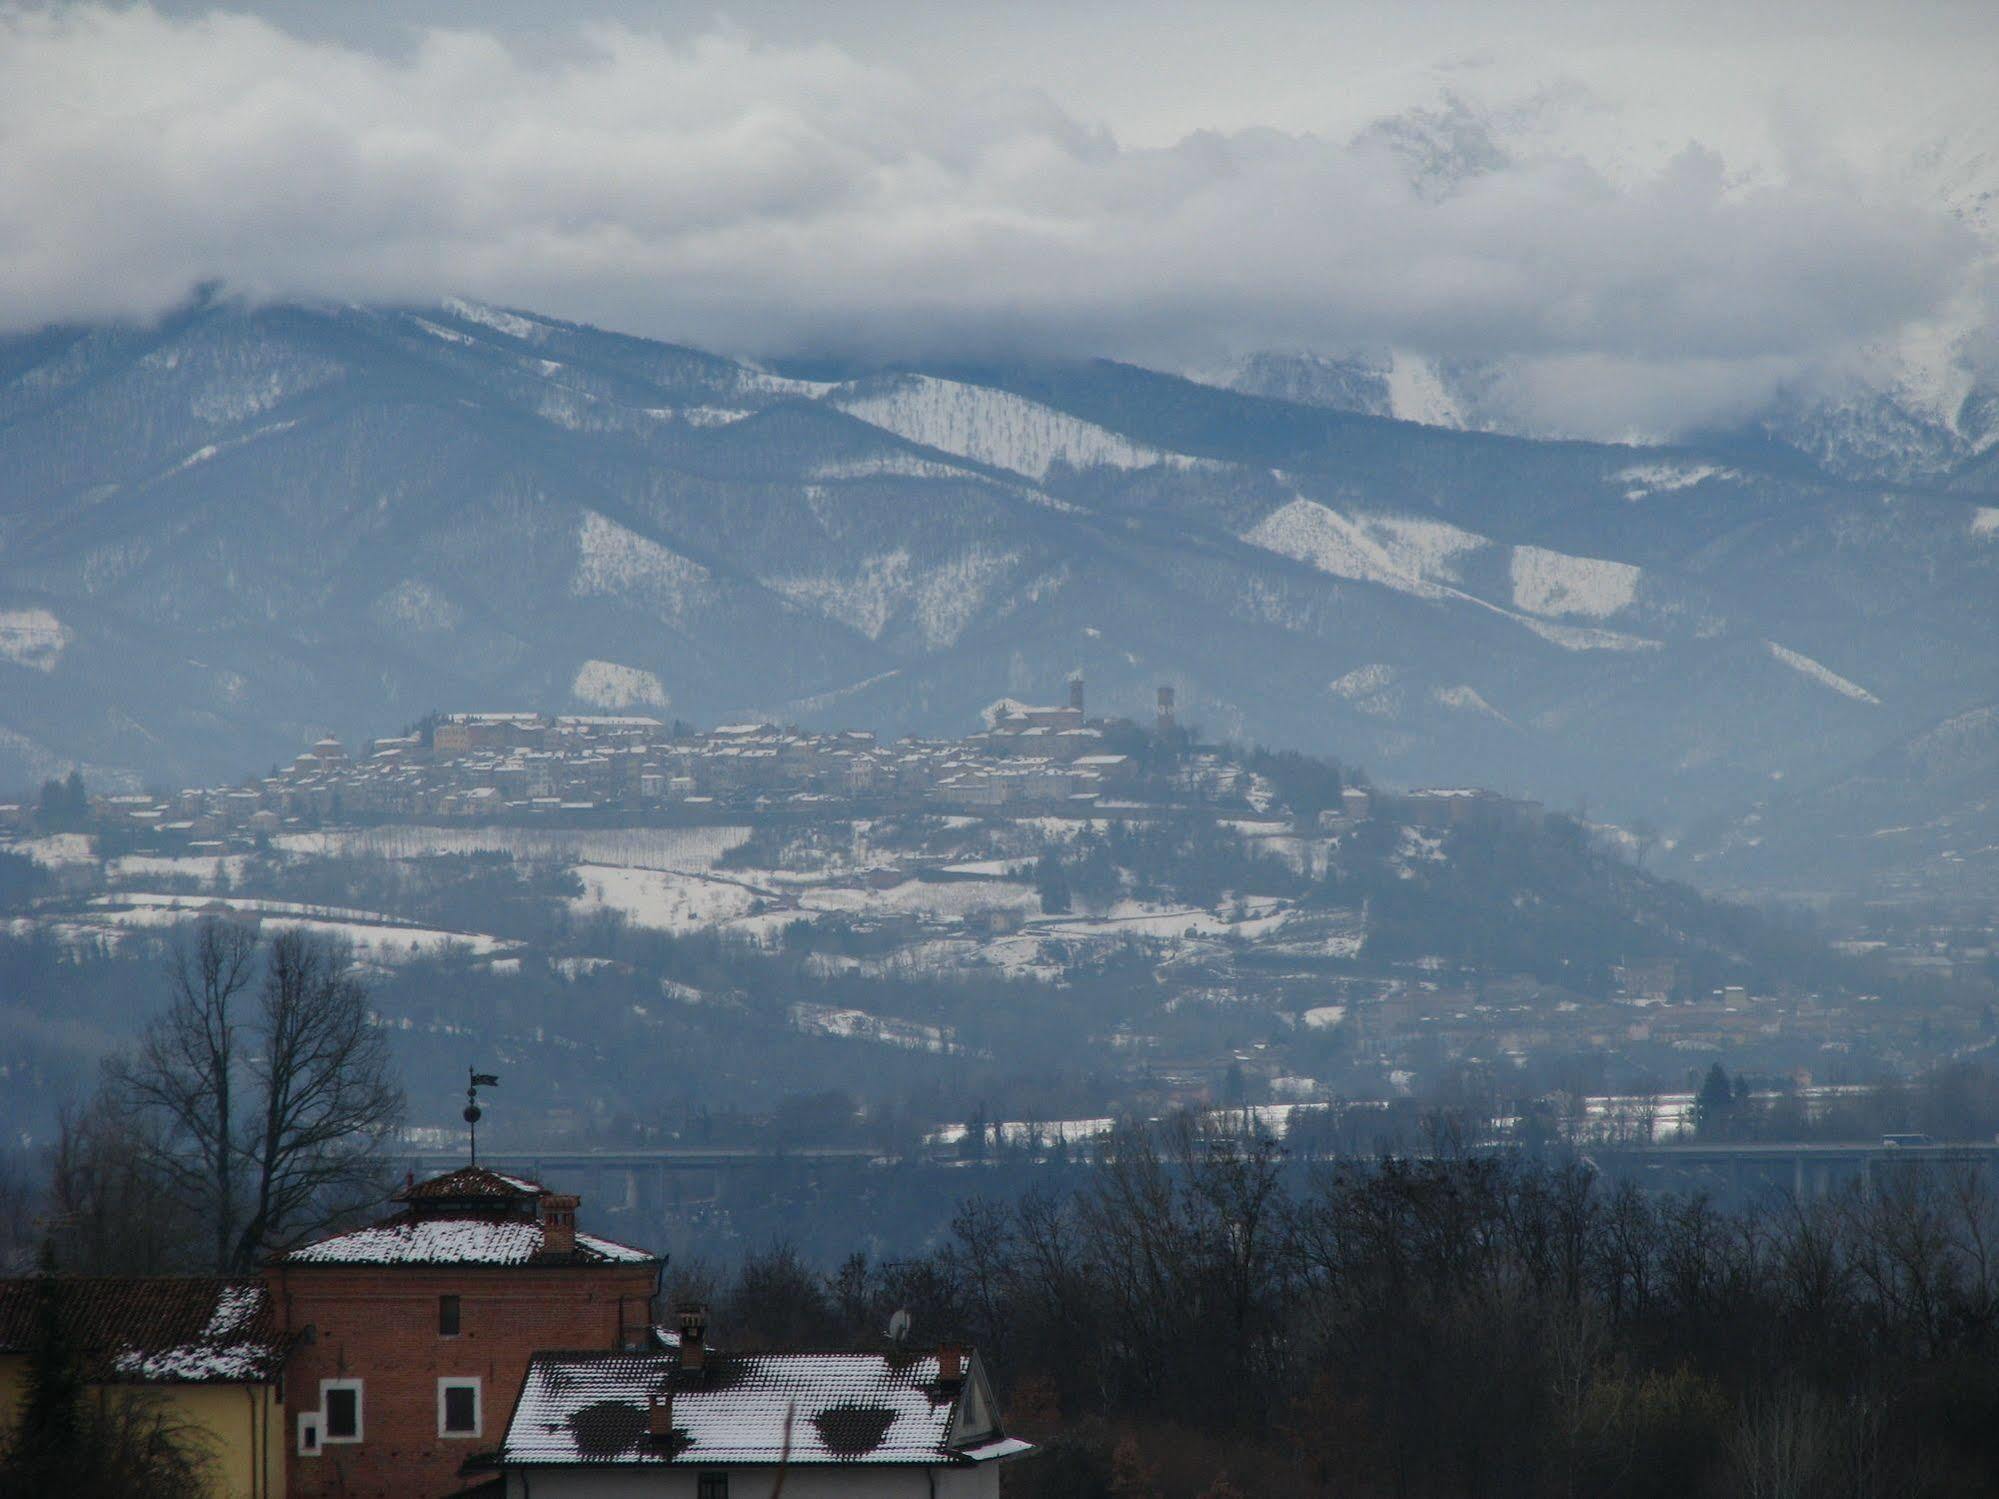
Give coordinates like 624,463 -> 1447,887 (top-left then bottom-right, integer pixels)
698,1119 -> 1999,1498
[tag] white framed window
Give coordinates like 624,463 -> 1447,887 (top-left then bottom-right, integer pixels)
438,1377 -> 482,1439
320,1379 -> 363,1444
296,1411 -> 322,1457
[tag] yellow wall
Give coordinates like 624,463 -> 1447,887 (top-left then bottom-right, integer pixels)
0,1353 -> 285,1499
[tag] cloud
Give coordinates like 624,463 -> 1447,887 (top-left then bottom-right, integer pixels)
0,4 -> 1986,437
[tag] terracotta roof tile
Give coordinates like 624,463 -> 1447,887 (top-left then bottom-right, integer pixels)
0,1277 -> 285,1384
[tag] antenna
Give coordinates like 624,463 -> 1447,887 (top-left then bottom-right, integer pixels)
465,1067 -> 499,1165
886,1308 -> 911,1344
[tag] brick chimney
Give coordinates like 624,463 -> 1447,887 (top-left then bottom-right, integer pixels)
541,1193 -> 579,1257
648,1388 -> 675,1443
1068,676 -> 1085,713
937,1342 -> 964,1385
678,1305 -> 708,1374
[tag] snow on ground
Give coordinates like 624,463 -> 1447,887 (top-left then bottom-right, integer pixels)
1038,900 -> 1237,940
927,1116 -> 1116,1148
6,833 -> 95,866
1243,499 -> 1488,599
572,659 -> 668,710
75,897 -> 513,963
789,1002 -> 958,1053
98,892 -> 423,924
272,825 -> 750,869
1517,615 -> 1662,652
1384,352 -> 1463,427
1972,506 -> 1999,536
940,859 -> 1025,876
108,853 -> 252,883
767,545 -> 1018,648
1616,462 -> 1734,500
1330,663 -> 1396,699
1509,545 -> 1641,619
0,607 -> 71,671
828,375 -> 1192,480
442,298 -> 549,342
568,865 -> 766,934
1303,1005 -> 1348,1028
810,454 -> 973,481
572,510 -> 711,622
1764,640 -> 1882,705
798,878 -> 1041,921
1432,684 -> 1512,723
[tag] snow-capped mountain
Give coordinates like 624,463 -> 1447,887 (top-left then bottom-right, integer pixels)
3,297 -> 1997,879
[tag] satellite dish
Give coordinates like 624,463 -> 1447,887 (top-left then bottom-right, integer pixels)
886,1308 -> 911,1344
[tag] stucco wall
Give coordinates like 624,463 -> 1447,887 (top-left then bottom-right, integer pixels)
0,1355 -> 284,1499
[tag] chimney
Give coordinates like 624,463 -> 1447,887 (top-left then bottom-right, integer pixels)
648,1389 -> 675,1443
541,1193 -> 579,1257
1068,676 -> 1085,714
678,1305 -> 708,1374
1156,685 -> 1176,735
937,1342 -> 964,1385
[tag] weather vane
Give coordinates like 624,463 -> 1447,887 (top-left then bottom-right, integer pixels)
465,1067 -> 499,1165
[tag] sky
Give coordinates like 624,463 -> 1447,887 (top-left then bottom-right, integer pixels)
2,0 -> 1995,437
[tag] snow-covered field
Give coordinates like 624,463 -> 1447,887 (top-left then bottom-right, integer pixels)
568,865 -> 767,934
70,894 -> 515,963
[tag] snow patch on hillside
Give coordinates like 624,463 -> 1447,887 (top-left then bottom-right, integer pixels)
374,578 -> 461,631
1243,499 -> 1489,598
1510,545 -> 1641,618
0,608 -> 71,671
830,375 -> 1182,479
1385,352 -> 1463,427
1432,684 -> 1511,723
1518,616 -> 1662,652
768,547 -> 1015,647
768,551 -> 912,640
443,298 -> 548,343
1616,462 -> 1735,500
573,512 -> 710,620
1330,664 -> 1396,698
1972,506 -> 1999,536
1764,640 -> 1881,704
811,454 -> 973,481
572,660 -> 668,710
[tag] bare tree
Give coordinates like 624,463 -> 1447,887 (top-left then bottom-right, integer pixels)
107,919 -> 257,1272
108,921 -> 403,1272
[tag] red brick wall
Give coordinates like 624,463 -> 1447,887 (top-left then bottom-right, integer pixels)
268,1262 -> 657,1499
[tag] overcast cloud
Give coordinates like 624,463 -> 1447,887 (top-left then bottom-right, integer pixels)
2,2 -> 1993,436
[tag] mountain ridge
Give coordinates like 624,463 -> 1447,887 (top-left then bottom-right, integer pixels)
3,297 -> 1996,897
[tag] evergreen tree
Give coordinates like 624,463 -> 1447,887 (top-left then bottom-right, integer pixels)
1692,1062 -> 1737,1137
11,1240 -> 84,1474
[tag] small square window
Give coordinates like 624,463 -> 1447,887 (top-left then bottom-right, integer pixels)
439,1378 -> 481,1438
321,1381 -> 362,1443
698,1474 -> 729,1499
296,1413 -> 321,1456
439,1294 -> 461,1336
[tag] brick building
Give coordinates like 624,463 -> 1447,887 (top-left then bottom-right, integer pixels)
266,1166 -> 659,1499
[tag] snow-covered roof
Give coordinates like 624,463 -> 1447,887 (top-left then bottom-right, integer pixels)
500,1349 -> 1030,1468
0,1276 -> 286,1385
277,1218 -> 654,1268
